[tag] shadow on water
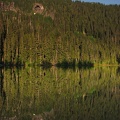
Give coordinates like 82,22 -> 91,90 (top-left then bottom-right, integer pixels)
56,59 -> 94,70
34,59 -> 94,70
77,60 -> 94,69
0,59 -> 94,70
56,59 -> 76,70
2,60 -> 25,69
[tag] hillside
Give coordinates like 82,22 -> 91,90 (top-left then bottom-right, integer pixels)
0,0 -> 120,67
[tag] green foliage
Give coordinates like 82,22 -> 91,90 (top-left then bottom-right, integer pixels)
0,0 -> 120,67
88,35 -> 96,41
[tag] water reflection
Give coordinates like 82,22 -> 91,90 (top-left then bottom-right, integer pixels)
117,67 -> 120,75
0,67 -> 120,120
0,69 -> 6,118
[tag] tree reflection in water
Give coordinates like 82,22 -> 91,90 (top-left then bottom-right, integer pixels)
0,67 -> 119,120
0,69 -> 6,119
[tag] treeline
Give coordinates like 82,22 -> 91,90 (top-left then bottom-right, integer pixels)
0,0 -> 120,67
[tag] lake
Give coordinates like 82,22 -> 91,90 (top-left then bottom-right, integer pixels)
0,67 -> 120,120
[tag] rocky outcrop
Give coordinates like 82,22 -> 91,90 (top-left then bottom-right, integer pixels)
0,1 -> 17,12
33,3 -> 55,20
0,2 -> 55,20
33,3 -> 44,14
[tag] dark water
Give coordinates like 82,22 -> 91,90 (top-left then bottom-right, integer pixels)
0,67 -> 120,120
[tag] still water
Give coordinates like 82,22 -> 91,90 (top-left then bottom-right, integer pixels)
0,67 -> 120,120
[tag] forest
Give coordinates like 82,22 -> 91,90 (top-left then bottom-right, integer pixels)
0,0 -> 120,68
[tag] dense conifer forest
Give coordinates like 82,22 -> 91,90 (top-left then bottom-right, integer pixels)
0,0 -> 120,67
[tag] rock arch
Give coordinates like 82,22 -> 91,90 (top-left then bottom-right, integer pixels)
33,3 -> 44,14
